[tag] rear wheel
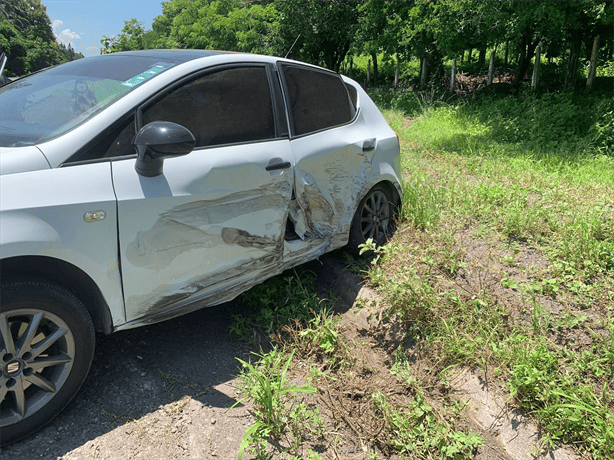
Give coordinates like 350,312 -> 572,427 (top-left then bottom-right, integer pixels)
1,280 -> 95,445
348,184 -> 395,256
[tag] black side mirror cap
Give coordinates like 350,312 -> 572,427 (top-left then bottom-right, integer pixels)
134,121 -> 196,177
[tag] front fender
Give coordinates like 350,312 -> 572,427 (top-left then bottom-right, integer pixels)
0,163 -> 125,326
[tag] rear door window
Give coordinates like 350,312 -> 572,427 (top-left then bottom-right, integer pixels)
280,65 -> 354,137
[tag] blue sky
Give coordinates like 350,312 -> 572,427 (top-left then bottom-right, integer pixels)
42,0 -> 164,57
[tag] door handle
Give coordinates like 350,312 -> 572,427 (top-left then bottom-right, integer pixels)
266,161 -> 291,171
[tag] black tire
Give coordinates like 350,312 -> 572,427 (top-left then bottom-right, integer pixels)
1,280 -> 95,446
347,184 -> 396,256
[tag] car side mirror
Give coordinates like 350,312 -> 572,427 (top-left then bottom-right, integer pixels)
133,121 -> 196,177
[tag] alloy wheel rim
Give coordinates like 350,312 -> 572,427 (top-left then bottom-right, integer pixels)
1,309 -> 75,427
359,191 -> 390,244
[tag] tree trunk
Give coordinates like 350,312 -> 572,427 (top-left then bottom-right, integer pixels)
420,56 -> 428,89
450,58 -> 457,92
513,31 -> 539,90
532,43 -> 541,91
394,55 -> 399,88
586,35 -> 600,91
504,40 -> 509,66
370,52 -> 378,87
487,47 -> 496,85
349,59 -> 353,78
468,48 -> 473,62
460,50 -> 464,64
564,41 -> 580,90
478,46 -> 486,70
366,59 -> 371,87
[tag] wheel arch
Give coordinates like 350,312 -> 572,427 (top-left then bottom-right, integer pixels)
381,179 -> 402,209
0,255 -> 114,334
356,179 -> 402,214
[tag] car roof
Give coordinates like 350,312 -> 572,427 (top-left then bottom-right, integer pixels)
108,49 -> 234,63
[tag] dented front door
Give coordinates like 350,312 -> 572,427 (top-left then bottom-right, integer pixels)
112,141 -> 293,323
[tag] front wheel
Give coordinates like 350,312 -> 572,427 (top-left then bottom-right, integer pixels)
1,280 -> 95,445
347,184 -> 396,256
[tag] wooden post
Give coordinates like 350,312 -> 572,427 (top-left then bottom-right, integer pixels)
587,35 -> 600,91
532,43 -> 541,90
450,58 -> 456,92
366,59 -> 371,87
487,47 -> 496,85
394,55 -> 400,88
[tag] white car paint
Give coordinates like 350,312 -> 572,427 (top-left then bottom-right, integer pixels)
0,51 -> 401,331
112,139 -> 295,326
0,162 -> 125,325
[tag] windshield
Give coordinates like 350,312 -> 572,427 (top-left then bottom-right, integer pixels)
0,55 -> 177,147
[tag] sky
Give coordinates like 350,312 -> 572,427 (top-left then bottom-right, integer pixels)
42,0 -> 164,57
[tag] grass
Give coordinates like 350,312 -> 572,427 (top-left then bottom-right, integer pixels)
369,84 -> 614,458
231,268 -> 484,459
234,349 -> 321,460
229,82 -> 613,459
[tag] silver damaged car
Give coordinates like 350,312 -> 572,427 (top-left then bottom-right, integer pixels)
0,50 -> 402,444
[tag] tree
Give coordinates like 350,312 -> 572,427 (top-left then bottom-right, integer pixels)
0,19 -> 29,75
103,1 -> 280,55
0,0 -> 71,74
276,0 -> 360,71
166,0 -> 279,53
355,1 -> 413,85
101,19 -> 147,53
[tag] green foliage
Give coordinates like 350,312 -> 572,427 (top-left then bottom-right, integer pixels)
508,342 -> 614,458
372,95 -> 614,458
297,308 -> 339,355
276,0 -> 359,71
99,0 -> 613,89
237,271 -> 323,336
373,391 -> 484,459
0,0 -> 82,75
400,173 -> 445,231
101,1 -> 280,55
101,19 -> 148,54
235,349 -> 321,459
168,0 -> 280,54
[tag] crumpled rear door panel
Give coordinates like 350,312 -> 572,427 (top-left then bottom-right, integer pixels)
289,126 -> 375,242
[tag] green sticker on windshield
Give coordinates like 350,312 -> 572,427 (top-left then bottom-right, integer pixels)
121,65 -> 168,88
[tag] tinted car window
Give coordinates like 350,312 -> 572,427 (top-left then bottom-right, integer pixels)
143,66 -> 275,148
281,65 -> 353,136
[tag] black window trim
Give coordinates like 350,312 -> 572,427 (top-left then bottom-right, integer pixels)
62,62 -> 288,167
276,62 -> 359,140
61,109 -> 138,167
